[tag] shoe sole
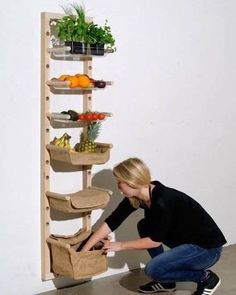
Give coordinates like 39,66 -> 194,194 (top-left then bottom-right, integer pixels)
138,288 -> 176,294
203,278 -> 221,295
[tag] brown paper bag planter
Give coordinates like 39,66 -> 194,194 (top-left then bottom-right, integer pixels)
47,143 -> 112,165
46,186 -> 112,213
47,229 -> 108,279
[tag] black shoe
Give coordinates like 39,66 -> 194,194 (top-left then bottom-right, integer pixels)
138,281 -> 176,293
193,270 -> 221,295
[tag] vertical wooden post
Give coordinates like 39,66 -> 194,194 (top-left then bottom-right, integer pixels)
82,59 -> 93,231
41,12 -> 53,280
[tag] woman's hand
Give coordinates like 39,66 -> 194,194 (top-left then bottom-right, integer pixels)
80,222 -> 111,252
102,241 -> 123,253
102,237 -> 162,253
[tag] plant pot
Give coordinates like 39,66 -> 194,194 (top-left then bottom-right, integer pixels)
65,41 -> 89,55
90,43 -> 105,56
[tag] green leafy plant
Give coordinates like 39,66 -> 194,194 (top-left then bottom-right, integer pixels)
55,4 -> 90,42
87,20 -> 116,50
52,3 -> 116,52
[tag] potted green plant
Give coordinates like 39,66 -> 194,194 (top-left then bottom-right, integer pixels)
53,3 -> 116,55
88,20 -> 116,55
54,4 -> 91,54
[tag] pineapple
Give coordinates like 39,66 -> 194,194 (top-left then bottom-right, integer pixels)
75,121 -> 101,152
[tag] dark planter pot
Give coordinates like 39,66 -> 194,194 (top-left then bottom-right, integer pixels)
65,41 -> 89,55
90,43 -> 105,56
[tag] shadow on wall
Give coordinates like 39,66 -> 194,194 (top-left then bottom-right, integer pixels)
92,168 -> 150,271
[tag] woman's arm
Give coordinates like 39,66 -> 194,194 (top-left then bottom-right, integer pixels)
80,222 -> 111,251
102,237 -> 162,253
81,197 -> 136,252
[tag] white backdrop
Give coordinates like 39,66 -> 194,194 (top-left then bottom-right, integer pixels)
0,1 -> 235,294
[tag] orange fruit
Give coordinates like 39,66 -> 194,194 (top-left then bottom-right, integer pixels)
75,73 -> 83,78
58,74 -> 70,81
66,76 -> 80,88
77,75 -> 92,88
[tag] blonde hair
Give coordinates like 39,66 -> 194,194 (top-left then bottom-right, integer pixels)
113,158 -> 151,208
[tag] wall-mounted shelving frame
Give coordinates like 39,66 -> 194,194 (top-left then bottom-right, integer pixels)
41,12 -> 113,281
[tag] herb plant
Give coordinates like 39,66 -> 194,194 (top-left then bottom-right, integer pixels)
88,20 -> 115,50
53,3 -> 116,51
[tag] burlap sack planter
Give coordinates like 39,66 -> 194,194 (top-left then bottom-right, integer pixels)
47,143 -> 112,165
47,229 -> 108,279
46,186 -> 112,213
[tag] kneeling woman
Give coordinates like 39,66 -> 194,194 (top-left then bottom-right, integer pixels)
81,158 -> 226,295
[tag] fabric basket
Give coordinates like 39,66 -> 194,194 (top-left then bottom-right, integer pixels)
47,229 -> 108,279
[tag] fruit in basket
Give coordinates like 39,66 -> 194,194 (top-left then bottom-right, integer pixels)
78,113 -> 85,120
63,135 -> 72,150
91,112 -> 99,120
98,113 -> 105,120
78,112 -> 106,121
76,75 -> 93,88
67,74 -> 93,88
76,73 -> 94,83
58,74 -> 70,81
51,133 -> 72,149
84,112 -> 93,121
66,76 -> 80,88
57,74 -> 104,88
75,73 -> 83,78
94,80 -> 106,88
74,121 -> 101,153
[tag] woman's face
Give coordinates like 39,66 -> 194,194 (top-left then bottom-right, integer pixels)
117,181 -> 138,198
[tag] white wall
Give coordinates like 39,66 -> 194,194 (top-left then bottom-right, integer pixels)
0,1 -> 236,294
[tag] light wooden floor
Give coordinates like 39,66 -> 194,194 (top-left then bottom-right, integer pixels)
37,244 -> 236,295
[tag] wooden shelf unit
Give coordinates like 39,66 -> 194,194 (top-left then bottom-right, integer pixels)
41,12 -> 113,281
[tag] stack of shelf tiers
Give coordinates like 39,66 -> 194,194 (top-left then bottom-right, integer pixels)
46,143 -> 112,165
46,186 -> 112,213
41,12 -> 114,281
